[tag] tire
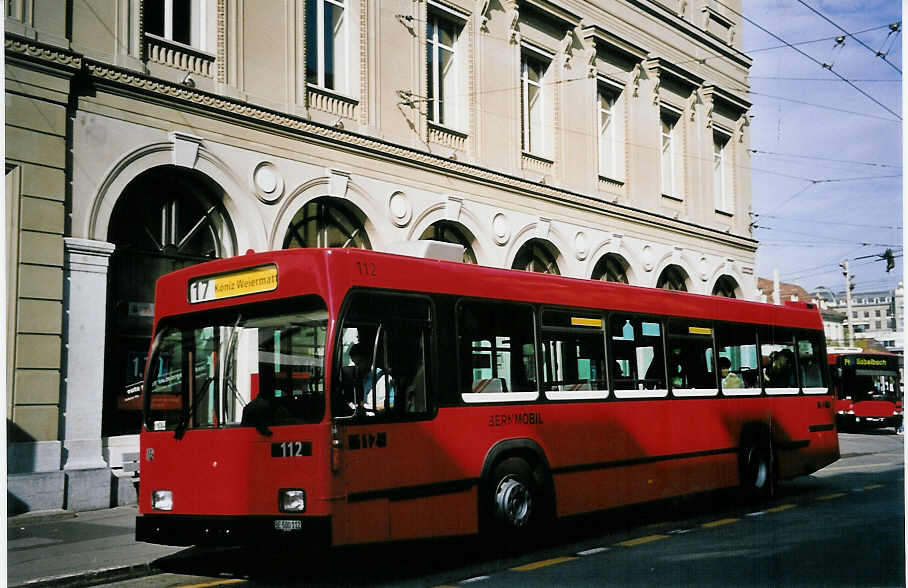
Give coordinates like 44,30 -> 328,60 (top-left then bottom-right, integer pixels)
487,457 -> 537,534
740,435 -> 775,501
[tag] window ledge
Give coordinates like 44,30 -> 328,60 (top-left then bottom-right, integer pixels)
307,84 -> 359,119
144,33 -> 215,77
662,193 -> 683,202
598,175 -> 625,188
522,152 -> 554,175
428,121 -> 468,151
715,208 -> 734,217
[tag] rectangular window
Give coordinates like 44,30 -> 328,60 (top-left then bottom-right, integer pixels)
145,0 -> 207,48
522,51 -> 550,157
608,315 -> 667,398
760,328 -> 798,394
598,86 -> 617,179
459,301 -> 538,403
306,0 -> 347,92
335,293 -> 433,419
542,310 -> 608,400
716,323 -> 761,395
427,11 -> 462,128
713,132 -> 731,212
797,333 -> 826,392
660,111 -> 679,197
667,321 -> 718,397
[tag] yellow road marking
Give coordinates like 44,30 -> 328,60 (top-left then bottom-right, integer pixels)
511,556 -> 578,571
617,534 -> 668,547
816,492 -> 847,501
864,484 -> 885,490
765,504 -> 797,513
702,518 -> 740,528
180,580 -> 245,588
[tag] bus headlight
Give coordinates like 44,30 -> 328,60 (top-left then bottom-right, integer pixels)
152,490 -> 173,511
279,489 -> 306,513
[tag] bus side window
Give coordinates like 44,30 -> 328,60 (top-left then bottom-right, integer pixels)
608,315 -> 666,393
667,321 -> 716,392
797,333 -> 825,388
540,309 -> 608,399
458,301 -> 538,401
335,293 -> 433,419
759,327 -> 798,391
715,323 -> 760,394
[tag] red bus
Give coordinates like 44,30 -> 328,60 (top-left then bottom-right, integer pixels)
135,246 -> 839,547
829,351 -> 902,431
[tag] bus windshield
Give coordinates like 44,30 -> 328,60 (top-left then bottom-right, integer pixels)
846,369 -> 900,402
143,297 -> 328,434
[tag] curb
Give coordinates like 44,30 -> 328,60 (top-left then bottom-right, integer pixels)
11,563 -> 159,588
7,510 -> 77,527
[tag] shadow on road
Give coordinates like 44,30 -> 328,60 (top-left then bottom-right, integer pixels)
150,479 -> 850,586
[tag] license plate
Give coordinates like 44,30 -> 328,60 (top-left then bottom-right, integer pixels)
274,519 -> 302,532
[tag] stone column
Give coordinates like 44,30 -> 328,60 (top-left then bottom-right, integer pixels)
62,238 -> 115,510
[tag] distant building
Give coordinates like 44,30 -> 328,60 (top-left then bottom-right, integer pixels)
812,284 -> 903,353
756,277 -> 810,304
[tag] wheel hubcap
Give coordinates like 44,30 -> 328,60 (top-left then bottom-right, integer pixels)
495,475 -> 532,527
747,448 -> 768,489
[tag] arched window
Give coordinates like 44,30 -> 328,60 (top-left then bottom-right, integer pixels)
657,264 -> 688,292
418,220 -> 477,263
512,239 -> 560,275
283,197 -> 371,249
712,275 -> 739,298
105,166 -> 235,436
591,253 -> 629,283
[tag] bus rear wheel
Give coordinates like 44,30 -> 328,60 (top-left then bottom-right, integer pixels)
488,457 -> 536,532
740,436 -> 775,501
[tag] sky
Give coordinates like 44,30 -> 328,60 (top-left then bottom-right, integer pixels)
740,0 -> 902,297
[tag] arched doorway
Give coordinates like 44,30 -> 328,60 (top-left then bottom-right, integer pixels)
712,275 -> 740,298
283,197 -> 371,249
418,220 -> 477,263
591,253 -> 629,283
104,166 -> 235,436
656,264 -> 689,292
512,239 -> 560,275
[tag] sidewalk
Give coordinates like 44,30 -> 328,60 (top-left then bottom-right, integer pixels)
8,506 -> 182,587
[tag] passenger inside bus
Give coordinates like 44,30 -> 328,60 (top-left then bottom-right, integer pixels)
766,349 -> 796,388
719,356 -> 743,389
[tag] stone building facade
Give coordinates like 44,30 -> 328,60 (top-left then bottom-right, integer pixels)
6,0 -> 755,512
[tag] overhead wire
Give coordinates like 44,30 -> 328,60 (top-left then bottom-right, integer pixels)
794,0 -> 901,73
710,0 -> 901,120
749,149 -> 901,169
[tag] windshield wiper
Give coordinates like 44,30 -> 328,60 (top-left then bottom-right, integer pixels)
220,315 -> 244,424
174,374 -> 213,440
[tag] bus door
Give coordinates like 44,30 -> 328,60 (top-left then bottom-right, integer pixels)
332,292 -> 438,544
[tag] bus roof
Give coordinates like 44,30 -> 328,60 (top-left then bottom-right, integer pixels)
152,247 -> 824,331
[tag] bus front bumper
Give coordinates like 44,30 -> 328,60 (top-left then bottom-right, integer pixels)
136,514 -> 331,547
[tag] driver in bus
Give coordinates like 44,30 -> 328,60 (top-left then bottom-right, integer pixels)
348,342 -> 394,414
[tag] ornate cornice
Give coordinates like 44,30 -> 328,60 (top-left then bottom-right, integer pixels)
5,34 -> 82,71
4,33 -> 757,253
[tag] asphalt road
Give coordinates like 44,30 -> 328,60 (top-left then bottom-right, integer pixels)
107,431 -> 904,587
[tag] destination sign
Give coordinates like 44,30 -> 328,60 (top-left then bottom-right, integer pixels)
188,265 -> 278,304
855,357 -> 890,367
